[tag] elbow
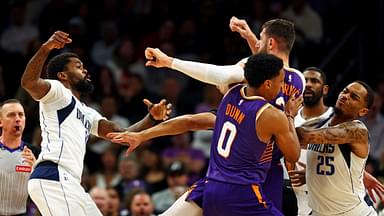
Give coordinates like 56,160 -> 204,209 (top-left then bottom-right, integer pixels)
21,77 -> 33,90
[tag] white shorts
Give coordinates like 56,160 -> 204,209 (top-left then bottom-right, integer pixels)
293,186 -> 312,216
28,162 -> 102,216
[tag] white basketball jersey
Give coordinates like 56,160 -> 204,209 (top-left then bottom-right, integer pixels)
307,119 -> 374,216
282,107 -> 334,216
36,80 -> 105,181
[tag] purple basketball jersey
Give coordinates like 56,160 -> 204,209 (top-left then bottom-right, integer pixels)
206,84 -> 274,185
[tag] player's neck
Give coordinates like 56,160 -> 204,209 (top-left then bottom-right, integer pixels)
302,103 -> 328,119
273,51 -> 289,67
330,114 -> 354,126
62,81 -> 82,100
0,135 -> 22,149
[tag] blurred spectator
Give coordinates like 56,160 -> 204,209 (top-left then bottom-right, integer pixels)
115,157 -> 148,202
137,146 -> 167,194
248,0 -> 272,35
191,130 -> 213,158
126,189 -> 156,216
362,92 -> 384,174
0,4 -> 39,55
194,85 -> 221,113
281,0 -> 323,44
89,96 -> 130,154
90,187 -> 110,215
152,161 -> 189,213
106,38 -> 145,84
107,187 -> 126,216
92,66 -> 120,99
281,0 -> 323,67
91,20 -> 119,66
90,147 -> 122,189
162,133 -> 206,184
118,73 -> 158,123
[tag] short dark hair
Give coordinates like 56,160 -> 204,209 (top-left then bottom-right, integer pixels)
354,80 -> 374,109
46,52 -> 79,80
303,67 -> 327,84
262,19 -> 295,54
244,53 -> 283,88
0,99 -> 21,108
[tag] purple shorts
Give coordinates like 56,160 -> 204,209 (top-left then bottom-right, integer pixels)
185,178 -> 206,207
203,179 -> 283,216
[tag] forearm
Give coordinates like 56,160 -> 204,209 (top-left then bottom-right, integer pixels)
139,114 -> 210,141
21,46 -> 50,89
297,123 -> 368,145
125,114 -> 156,133
171,59 -> 244,85
286,117 -> 300,162
245,34 -> 258,54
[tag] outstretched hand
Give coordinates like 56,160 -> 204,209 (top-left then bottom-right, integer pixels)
106,131 -> 143,156
364,171 -> 384,203
145,47 -> 173,68
42,31 -> 72,50
145,98 -> 172,121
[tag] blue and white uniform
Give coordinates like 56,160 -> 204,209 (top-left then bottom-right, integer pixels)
306,119 -> 377,216
28,80 -> 105,216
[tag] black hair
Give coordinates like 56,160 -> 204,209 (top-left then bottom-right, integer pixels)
46,52 -> 79,80
262,19 -> 295,54
303,66 -> 327,84
244,53 -> 283,88
354,80 -> 374,109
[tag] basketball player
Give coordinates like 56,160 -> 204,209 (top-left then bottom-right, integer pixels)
111,53 -> 302,215
283,67 -> 333,215
144,18 -> 305,210
297,81 -> 377,215
203,53 -> 302,215
20,31 -> 171,216
0,99 -> 37,215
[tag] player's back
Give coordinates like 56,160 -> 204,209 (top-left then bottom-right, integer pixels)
207,84 -> 274,185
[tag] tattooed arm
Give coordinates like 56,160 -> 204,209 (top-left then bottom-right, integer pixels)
296,120 -> 369,157
21,31 -> 72,100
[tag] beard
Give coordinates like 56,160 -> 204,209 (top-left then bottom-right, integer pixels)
73,79 -> 94,94
303,90 -> 323,107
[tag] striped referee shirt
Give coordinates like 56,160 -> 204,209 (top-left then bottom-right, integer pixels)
0,142 -> 31,215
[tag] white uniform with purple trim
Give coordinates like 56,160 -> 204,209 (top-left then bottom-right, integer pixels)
306,119 -> 377,216
28,80 -> 105,216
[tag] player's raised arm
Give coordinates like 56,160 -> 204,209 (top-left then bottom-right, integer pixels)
229,16 -> 259,54
145,47 -> 244,85
21,31 -> 72,100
